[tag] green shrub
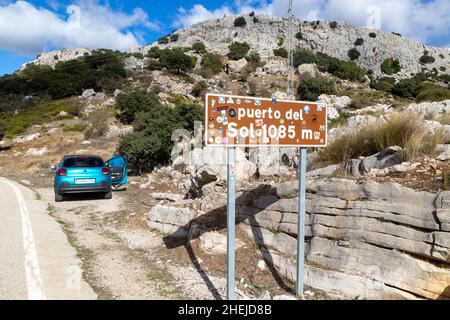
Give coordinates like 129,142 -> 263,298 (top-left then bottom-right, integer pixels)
116,90 -> 164,124
278,37 -> 284,46
158,36 -> 169,44
253,16 -> 259,23
234,16 -> 247,27
416,86 -> 450,102
192,42 -> 206,54
381,58 -> 401,75
118,97 -> 203,168
297,77 -> 336,101
438,74 -> 450,83
354,38 -> 364,46
295,31 -> 303,40
146,47 -> 162,59
371,77 -> 396,92
191,81 -> 208,97
347,48 -> 361,60
63,124 -> 87,132
329,21 -> 338,28
391,77 -> 422,99
249,11 -> 255,17
228,42 -> 250,60
419,54 -> 435,64
293,49 -> 317,67
159,48 -> 196,74
392,32 -> 401,36
201,53 -> 224,74
369,32 -> 376,38
170,34 -> 179,42
246,51 -> 261,64
319,112 -> 441,163
273,48 -> 288,58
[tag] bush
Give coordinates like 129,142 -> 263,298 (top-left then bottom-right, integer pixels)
253,16 -> 259,23
293,49 -> 317,67
192,42 -> 206,54
246,51 -> 261,64
319,112 -> 441,163
297,77 -> 336,101
438,74 -> 450,83
116,90 -> 164,124
84,109 -> 110,139
273,48 -> 288,58
201,53 -> 224,75
191,81 -> 208,97
118,97 -> 203,168
170,34 -> 179,42
249,11 -> 255,17
369,32 -> 377,38
329,21 -> 338,28
146,47 -> 162,59
354,38 -> 364,46
159,48 -> 196,74
416,86 -> 450,102
0,123 -> 4,140
228,42 -> 250,60
234,16 -> 247,27
371,77 -> 396,92
347,48 -> 361,60
381,58 -> 401,75
158,36 -> 169,44
419,54 -> 435,64
391,77 -> 422,99
278,37 -> 284,46
295,31 -> 303,40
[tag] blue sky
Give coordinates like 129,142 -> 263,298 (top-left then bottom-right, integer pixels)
0,0 -> 449,75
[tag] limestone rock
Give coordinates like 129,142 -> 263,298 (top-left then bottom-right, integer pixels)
198,231 -> 243,254
25,147 -> 49,157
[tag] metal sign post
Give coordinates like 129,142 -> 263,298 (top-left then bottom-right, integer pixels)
227,147 -> 236,300
297,147 -> 307,297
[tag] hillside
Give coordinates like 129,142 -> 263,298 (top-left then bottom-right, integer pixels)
22,14 -> 450,80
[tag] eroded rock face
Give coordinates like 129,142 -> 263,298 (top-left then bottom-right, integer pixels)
239,178 -> 449,299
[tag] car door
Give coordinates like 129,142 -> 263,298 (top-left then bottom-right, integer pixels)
105,155 -> 128,186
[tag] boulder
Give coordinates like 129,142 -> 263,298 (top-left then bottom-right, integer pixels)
0,138 -> 12,150
327,107 -> 339,120
12,133 -> 40,144
81,89 -> 96,99
347,146 -> 404,176
25,147 -> 49,157
58,111 -> 68,117
123,56 -> 147,73
148,205 -> 194,237
262,57 -> 288,75
317,94 -> 351,111
297,63 -> 319,78
198,231 -> 244,254
228,58 -> 247,74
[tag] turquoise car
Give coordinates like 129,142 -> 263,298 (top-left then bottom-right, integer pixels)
52,155 -> 112,202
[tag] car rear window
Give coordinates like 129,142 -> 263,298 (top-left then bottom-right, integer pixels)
63,156 -> 104,168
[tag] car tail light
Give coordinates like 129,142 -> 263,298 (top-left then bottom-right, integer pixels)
102,168 -> 110,175
57,169 -> 67,176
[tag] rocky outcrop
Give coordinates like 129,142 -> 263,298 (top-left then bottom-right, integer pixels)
141,15 -> 449,80
20,48 -> 93,70
148,177 -> 450,299
238,178 -> 450,299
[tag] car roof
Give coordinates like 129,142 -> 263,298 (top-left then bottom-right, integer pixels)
62,155 -> 103,159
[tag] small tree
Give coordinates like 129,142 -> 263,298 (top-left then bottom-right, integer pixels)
369,32 -> 377,38
419,53 -> 435,64
159,49 -> 196,74
273,48 -> 288,58
354,38 -> 364,46
192,42 -> 206,54
246,51 -> 261,64
234,16 -> 247,27
201,53 -> 224,75
228,42 -> 250,60
329,21 -> 338,28
170,34 -> 179,42
116,91 -> 164,124
295,31 -> 303,40
348,48 -> 361,60
297,77 -> 336,101
381,58 -> 401,75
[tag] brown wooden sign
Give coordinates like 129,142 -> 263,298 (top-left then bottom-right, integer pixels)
204,93 -> 328,147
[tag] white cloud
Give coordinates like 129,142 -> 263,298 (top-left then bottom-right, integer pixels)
0,0 -> 159,55
175,0 -> 450,47
175,4 -> 234,27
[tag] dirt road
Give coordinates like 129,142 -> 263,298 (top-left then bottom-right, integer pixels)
0,177 -> 96,299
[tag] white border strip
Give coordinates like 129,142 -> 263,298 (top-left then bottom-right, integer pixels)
0,178 -> 46,300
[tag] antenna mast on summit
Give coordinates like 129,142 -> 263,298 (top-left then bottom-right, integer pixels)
286,0 -> 295,99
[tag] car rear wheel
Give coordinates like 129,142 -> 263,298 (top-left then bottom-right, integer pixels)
55,193 -> 64,202
103,191 -> 112,199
